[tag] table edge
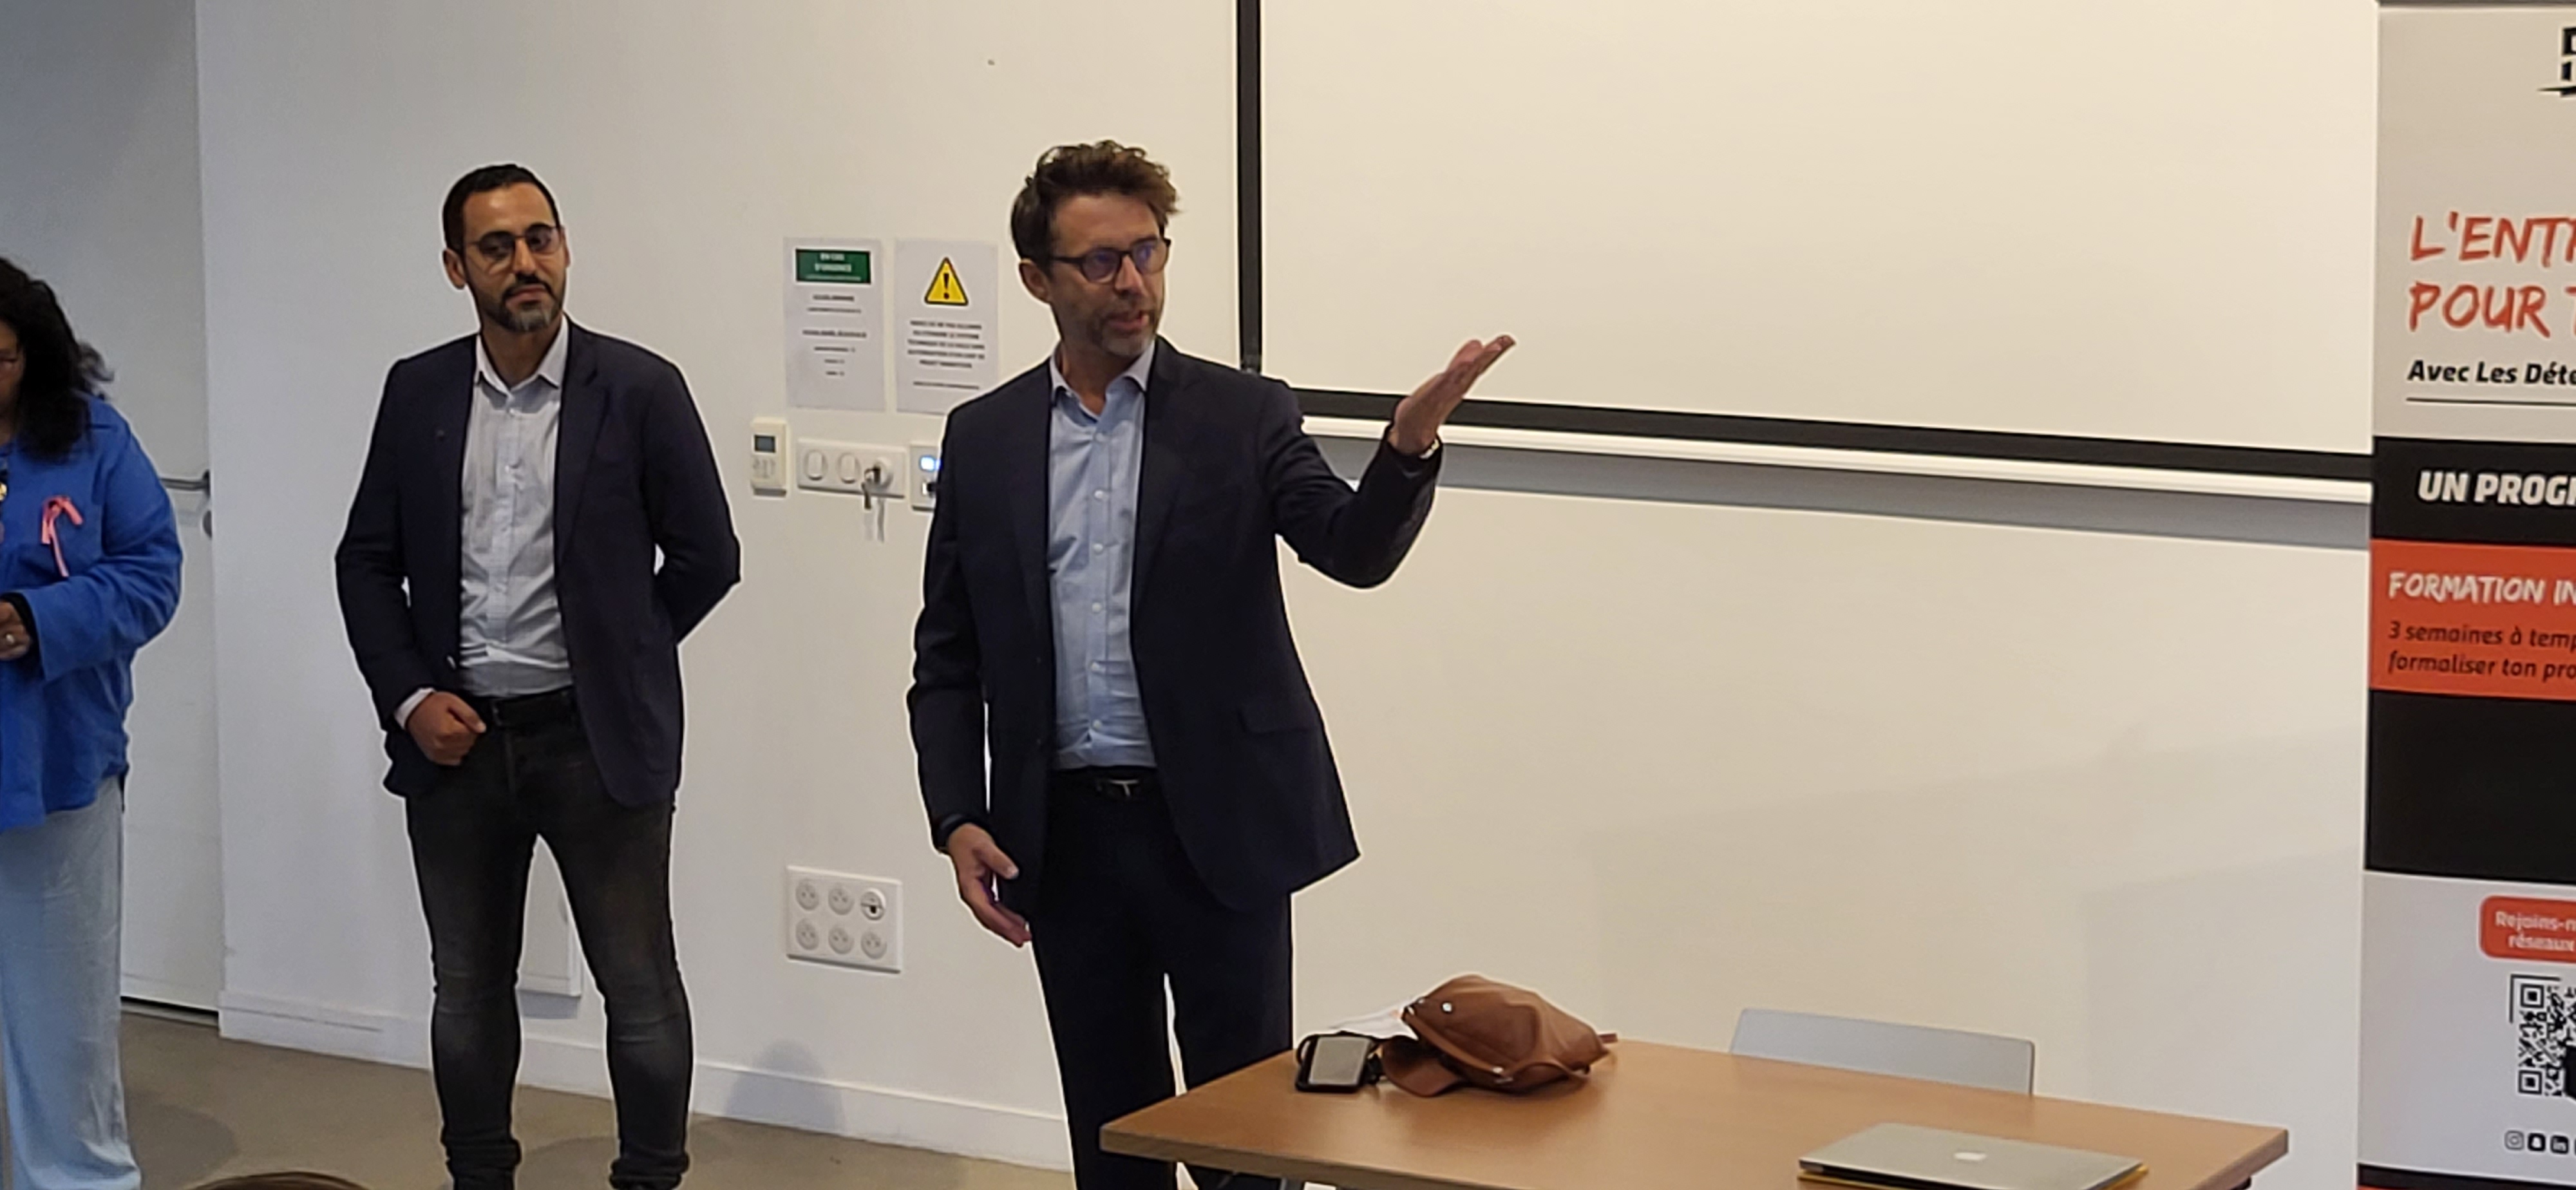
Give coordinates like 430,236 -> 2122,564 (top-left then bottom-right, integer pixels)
1106,1130 -> 1499,1190
1106,1126 -> 2290,1190
1102,1045 -> 2297,1190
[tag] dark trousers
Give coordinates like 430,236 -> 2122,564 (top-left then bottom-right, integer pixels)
404,691 -> 694,1190
1032,770 -> 1294,1190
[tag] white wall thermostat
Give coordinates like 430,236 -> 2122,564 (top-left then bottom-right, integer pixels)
908,442 -> 941,512
750,417 -> 790,496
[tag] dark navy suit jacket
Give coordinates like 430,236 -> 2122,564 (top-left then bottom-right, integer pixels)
909,342 -> 1440,911
335,323 -> 740,805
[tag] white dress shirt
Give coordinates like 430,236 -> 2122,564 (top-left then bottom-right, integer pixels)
395,326 -> 572,728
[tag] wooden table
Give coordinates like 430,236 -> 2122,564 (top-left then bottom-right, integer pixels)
1104,1041 -> 2287,1190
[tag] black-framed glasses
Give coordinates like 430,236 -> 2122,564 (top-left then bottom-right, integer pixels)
468,223 -> 563,268
1050,237 -> 1170,284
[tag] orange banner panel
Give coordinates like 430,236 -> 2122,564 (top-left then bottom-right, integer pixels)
2371,540 -> 2576,701
2483,896 -> 2576,964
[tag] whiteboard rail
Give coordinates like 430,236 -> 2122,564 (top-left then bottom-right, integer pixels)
1300,416 -> 2371,505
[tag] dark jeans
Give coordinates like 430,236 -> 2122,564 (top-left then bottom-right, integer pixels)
404,692 -> 693,1190
1032,770 -> 1294,1190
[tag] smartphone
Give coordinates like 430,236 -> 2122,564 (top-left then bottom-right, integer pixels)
1295,1032 -> 1378,1093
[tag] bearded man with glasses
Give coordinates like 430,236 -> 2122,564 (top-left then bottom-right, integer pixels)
909,140 -> 1513,1190
334,164 -> 739,1190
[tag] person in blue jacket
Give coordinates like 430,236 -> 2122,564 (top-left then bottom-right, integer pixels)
0,257 -> 184,1190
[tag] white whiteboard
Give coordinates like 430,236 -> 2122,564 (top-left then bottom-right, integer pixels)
1260,1 -> 2376,453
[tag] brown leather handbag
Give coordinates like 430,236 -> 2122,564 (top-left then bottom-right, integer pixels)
1376,974 -> 1617,1096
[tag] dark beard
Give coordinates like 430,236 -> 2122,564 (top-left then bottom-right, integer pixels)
499,301 -> 554,334
482,278 -> 558,334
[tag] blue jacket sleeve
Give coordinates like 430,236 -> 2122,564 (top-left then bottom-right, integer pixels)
19,419 -> 183,679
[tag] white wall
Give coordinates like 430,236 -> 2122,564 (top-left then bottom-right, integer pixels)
0,0 -> 223,1010
198,0 -> 1236,1167
1284,470 -> 2362,1182
195,2 -> 2365,1186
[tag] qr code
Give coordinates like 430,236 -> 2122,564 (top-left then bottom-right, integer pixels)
2515,974 -> 2576,1097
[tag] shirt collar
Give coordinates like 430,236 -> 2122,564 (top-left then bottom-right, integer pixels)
473,321 -> 571,398
1048,339 -> 1157,408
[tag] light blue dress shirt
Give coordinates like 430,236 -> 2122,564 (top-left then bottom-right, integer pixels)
397,327 -> 573,726
460,326 -> 572,697
1047,343 -> 1157,770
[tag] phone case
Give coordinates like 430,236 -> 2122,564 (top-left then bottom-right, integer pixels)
1294,1033 -> 1379,1093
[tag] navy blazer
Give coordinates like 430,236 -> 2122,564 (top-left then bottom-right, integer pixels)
909,343 -> 1441,911
334,323 -> 740,806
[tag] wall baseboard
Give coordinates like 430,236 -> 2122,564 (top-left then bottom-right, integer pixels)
123,973 -> 221,1016
219,991 -> 423,1067
214,993 -> 1070,1173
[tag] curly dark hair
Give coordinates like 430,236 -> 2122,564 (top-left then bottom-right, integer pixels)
0,257 -> 106,460
1009,140 -> 1180,264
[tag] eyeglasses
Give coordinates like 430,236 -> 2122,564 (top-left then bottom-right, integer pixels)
1049,237 -> 1170,285
467,223 -> 563,269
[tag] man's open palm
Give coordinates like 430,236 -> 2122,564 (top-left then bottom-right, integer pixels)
1390,335 -> 1516,455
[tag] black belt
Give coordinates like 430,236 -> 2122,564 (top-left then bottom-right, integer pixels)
1052,767 -> 1160,801
463,688 -> 578,730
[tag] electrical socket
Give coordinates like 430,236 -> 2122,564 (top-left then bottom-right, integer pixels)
793,439 -> 902,501
784,867 -> 901,974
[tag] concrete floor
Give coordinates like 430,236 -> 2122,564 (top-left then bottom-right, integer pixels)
115,1013 -> 1072,1190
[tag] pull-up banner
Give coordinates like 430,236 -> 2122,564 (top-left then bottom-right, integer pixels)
2367,5 -> 2576,1185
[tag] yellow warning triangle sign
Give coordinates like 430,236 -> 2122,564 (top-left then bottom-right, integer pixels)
924,258 -> 970,307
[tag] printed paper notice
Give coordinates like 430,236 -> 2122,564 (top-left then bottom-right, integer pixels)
784,239 -> 885,411
893,240 -> 999,415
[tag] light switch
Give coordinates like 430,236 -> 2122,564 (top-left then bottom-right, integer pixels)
908,442 -> 940,512
750,418 -> 790,496
797,439 -> 902,500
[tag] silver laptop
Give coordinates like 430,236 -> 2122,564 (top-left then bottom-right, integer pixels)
1799,1124 -> 2145,1190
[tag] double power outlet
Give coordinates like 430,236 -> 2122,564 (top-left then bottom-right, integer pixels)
784,867 -> 902,974
748,419 -> 940,511
795,439 -> 903,502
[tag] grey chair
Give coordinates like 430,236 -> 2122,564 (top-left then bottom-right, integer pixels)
1728,1008 -> 2036,1093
